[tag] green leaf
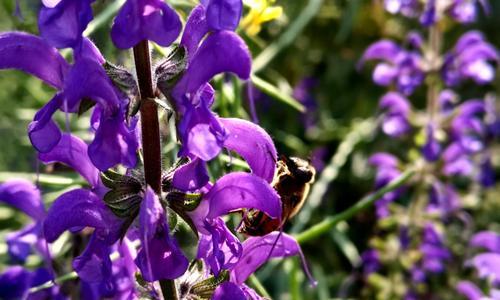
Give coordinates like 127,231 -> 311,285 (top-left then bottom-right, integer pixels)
251,75 -> 305,112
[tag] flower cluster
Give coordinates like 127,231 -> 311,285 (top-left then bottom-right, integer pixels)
383,0 -> 490,26
359,0 -> 499,298
0,0 -> 314,299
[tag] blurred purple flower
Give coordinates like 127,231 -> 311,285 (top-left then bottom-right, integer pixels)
456,281 -> 486,300
470,231 -> 500,253
427,181 -> 460,215
0,179 -> 47,263
383,0 -> 420,18
419,224 -> 450,274
383,0 -> 490,25
379,92 -> 412,137
442,31 -> 499,87
361,250 -> 380,275
422,123 -> 441,161
442,143 -> 474,177
360,35 -> 425,95
0,267 -> 65,300
368,153 -> 405,218
451,100 -> 487,154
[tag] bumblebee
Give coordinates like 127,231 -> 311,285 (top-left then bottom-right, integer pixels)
237,156 -> 316,236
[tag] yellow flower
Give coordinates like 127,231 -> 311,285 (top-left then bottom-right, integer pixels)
241,0 -> 283,36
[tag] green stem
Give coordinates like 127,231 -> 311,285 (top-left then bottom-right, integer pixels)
291,118 -> 375,233
248,274 -> 271,298
251,75 -> 305,112
295,169 -> 415,244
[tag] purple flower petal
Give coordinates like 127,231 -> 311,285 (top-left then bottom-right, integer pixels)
456,281 -> 483,300
6,223 -> 43,263
470,231 -> 500,253
213,282 -> 246,300
38,0 -> 93,49
135,187 -> 189,281
368,153 -> 399,169
180,5 -> 209,56
471,253 -> 500,282
172,158 -> 209,191
0,32 -> 69,89
111,0 -> 182,49
0,179 -> 44,220
422,124 -> 441,162
42,0 -> 63,8
174,31 -> 251,96
187,122 -> 226,161
74,37 -> 105,64
0,267 -> 32,300
39,134 -> 100,187
231,232 -> 314,285
359,40 -> 401,67
197,218 -> 242,276
88,110 -> 139,171
205,172 -> 281,220
373,63 -> 398,86
379,92 -> 411,114
43,189 -> 118,243
73,235 -> 113,284
28,93 -> 63,153
64,58 -> 121,113
221,118 -> 277,183
204,0 -> 243,31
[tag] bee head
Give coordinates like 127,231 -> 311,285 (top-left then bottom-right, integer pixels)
285,156 -> 316,183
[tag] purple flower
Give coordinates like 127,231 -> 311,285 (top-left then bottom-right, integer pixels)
110,0 -> 182,49
419,224 -> 450,274
456,281 -> 485,300
369,153 -> 405,218
194,172 -> 281,275
439,89 -> 459,115
383,0 -> 420,18
422,123 -> 441,161
470,231 -> 500,253
0,179 -> 47,263
0,267 -> 65,300
427,182 -> 460,215
229,232 -> 316,293
0,32 -> 139,171
471,253 -> 500,283
201,0 -> 243,31
135,187 -> 189,281
39,0 -> 94,49
360,36 -> 424,95
382,0 -> 490,25
442,31 -> 498,87
442,143 -> 474,176
451,100 -> 487,154
379,92 -> 412,137
172,28 -> 252,161
448,0 -> 491,24
361,250 -> 380,275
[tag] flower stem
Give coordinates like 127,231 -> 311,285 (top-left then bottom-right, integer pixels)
294,169 -> 415,244
133,40 -> 178,300
426,24 -> 442,120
